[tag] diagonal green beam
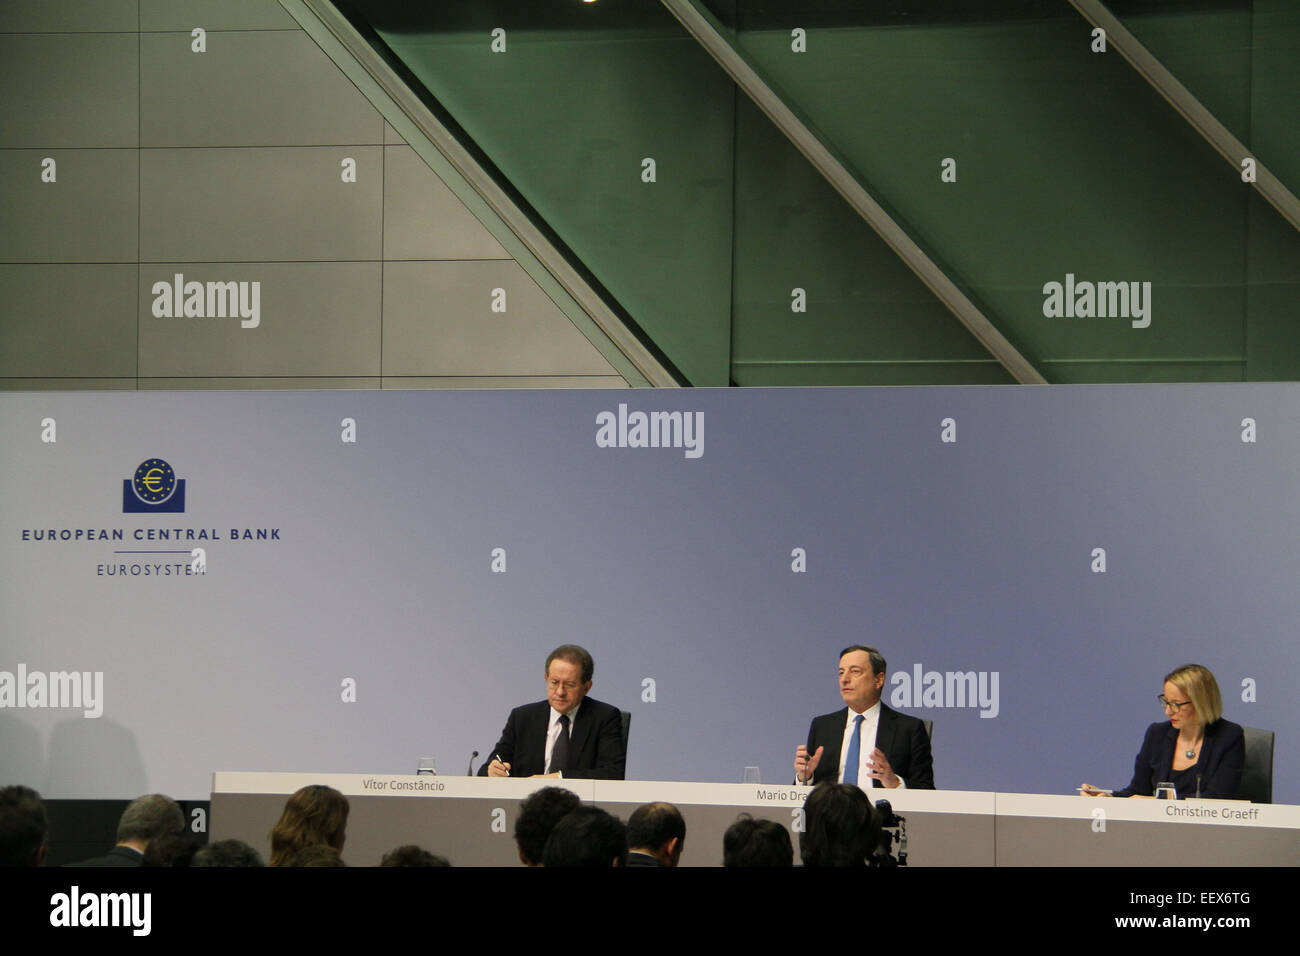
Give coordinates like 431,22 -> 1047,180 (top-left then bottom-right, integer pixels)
1069,0 -> 1300,234
283,0 -> 679,387
661,0 -> 1047,386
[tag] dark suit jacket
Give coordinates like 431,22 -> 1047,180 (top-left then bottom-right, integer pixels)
804,704 -> 935,790
625,851 -> 664,867
478,697 -> 625,780
1113,718 -> 1244,799
66,845 -> 144,867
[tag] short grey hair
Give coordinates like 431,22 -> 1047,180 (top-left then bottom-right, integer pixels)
117,794 -> 185,844
839,645 -> 886,677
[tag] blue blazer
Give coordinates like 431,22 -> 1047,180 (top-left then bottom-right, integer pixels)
1114,718 -> 1245,799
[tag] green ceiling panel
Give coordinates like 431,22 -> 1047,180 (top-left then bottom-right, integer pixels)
729,13 -> 1251,378
374,14 -> 736,386
731,94 -> 1014,383
340,1 -> 1296,386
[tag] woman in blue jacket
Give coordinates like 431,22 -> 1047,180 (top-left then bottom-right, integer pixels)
1081,664 -> 1244,800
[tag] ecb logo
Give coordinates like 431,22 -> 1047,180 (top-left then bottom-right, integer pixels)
123,458 -> 187,513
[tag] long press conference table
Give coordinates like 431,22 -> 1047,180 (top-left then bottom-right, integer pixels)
210,772 -> 1300,867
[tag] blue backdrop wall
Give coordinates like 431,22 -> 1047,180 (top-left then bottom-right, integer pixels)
1,386 -> 1294,801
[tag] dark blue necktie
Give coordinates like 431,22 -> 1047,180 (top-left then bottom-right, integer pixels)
844,714 -> 864,786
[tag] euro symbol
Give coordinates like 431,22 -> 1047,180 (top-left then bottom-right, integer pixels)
143,468 -> 165,492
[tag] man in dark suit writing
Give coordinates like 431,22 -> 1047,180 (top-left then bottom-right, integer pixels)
480,644 -> 625,780
795,645 -> 934,790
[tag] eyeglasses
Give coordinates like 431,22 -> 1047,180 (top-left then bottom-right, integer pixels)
1158,695 -> 1193,713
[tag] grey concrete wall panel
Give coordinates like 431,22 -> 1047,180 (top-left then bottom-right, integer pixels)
384,376 -> 629,390
0,150 -> 138,263
383,146 -> 508,262
138,262 -> 379,376
140,377 -> 380,389
0,265 -> 136,376
0,5 -> 643,390
140,30 -> 381,147
382,261 -> 617,377
0,0 -> 137,32
0,35 -> 138,147
141,0 -> 298,32
141,147 -> 381,262
0,379 -> 136,390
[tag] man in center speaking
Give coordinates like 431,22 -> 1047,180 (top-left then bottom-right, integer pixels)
794,645 -> 934,790
480,644 -> 626,779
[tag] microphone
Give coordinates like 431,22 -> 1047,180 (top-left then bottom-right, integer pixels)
467,750 -> 479,776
